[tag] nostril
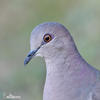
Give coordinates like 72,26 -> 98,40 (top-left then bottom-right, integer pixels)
28,54 -> 32,57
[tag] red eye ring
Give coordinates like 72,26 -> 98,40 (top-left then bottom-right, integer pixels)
43,34 -> 52,43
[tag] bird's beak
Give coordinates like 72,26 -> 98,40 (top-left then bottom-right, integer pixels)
24,46 -> 41,66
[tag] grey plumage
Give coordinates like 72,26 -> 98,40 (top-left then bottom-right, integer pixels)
24,22 -> 100,100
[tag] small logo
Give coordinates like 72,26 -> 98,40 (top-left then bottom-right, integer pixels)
3,93 -> 21,99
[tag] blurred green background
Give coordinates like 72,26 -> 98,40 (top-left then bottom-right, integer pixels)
0,0 -> 100,100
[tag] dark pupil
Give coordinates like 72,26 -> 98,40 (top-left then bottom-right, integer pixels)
45,37 -> 50,41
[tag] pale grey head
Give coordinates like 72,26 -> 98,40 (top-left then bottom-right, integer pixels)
24,22 -> 77,65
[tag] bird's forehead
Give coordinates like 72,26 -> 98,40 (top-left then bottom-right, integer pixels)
31,22 -> 67,37
31,24 -> 54,36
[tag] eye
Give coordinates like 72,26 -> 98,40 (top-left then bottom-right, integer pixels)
43,34 -> 52,43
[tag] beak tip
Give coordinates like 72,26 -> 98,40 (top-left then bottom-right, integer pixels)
24,47 -> 41,66
24,62 -> 27,66
24,60 -> 28,66
24,57 -> 30,66
24,55 -> 32,66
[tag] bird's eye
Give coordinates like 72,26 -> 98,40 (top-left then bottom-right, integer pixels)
43,34 -> 52,43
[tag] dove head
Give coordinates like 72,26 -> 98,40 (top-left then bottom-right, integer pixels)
24,22 -> 77,65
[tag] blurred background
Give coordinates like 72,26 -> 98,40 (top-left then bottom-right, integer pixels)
0,0 -> 100,100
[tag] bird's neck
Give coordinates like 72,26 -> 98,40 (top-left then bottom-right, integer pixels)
43,48 -> 97,100
45,46 -> 82,75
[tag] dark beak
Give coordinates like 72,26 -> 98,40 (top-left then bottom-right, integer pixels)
24,46 -> 41,66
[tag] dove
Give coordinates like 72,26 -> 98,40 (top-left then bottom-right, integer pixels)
24,22 -> 100,100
